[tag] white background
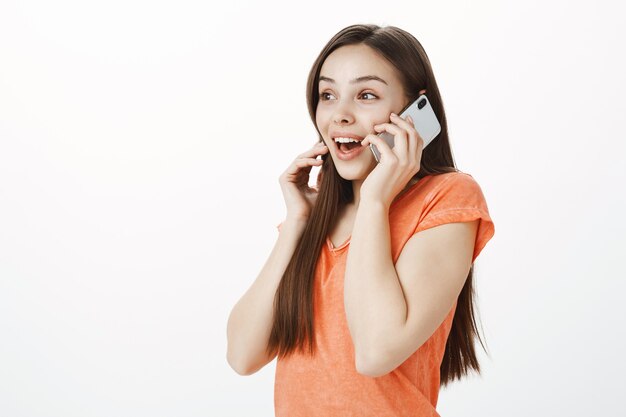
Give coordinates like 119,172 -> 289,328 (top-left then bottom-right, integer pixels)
1,0 -> 624,416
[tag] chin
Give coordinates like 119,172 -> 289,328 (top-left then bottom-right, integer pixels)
333,157 -> 376,181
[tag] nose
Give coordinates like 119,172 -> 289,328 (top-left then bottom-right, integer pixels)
332,102 -> 355,125
333,115 -> 353,125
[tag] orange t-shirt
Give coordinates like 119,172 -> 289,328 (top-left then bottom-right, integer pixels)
274,171 -> 495,417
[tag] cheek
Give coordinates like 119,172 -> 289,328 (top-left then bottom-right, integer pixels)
315,114 -> 320,127
315,111 -> 329,132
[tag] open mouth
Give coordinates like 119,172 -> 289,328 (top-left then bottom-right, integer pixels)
332,135 -> 364,153
337,141 -> 362,152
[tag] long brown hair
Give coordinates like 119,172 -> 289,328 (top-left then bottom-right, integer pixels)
267,23 -> 488,387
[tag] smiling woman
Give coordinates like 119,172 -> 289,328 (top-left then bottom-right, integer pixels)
226,23 -> 495,417
313,43 -> 416,188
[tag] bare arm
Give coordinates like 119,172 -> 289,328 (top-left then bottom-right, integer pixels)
226,217 -> 307,375
345,199 -> 477,377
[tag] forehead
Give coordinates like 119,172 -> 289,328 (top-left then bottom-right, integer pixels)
319,44 -> 400,85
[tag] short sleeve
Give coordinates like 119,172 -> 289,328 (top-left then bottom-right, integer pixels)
414,172 -> 495,262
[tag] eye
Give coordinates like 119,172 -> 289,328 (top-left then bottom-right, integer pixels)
319,92 -> 333,101
318,91 -> 378,101
361,92 -> 377,100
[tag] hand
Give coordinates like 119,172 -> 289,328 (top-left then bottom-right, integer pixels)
359,112 -> 424,208
278,141 -> 328,220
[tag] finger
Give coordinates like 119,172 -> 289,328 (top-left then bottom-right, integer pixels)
389,112 -> 413,130
301,142 -> 328,158
391,113 -> 422,142
405,116 -> 416,161
405,115 -> 424,164
288,158 -> 323,174
391,113 -> 423,163
362,133 -> 395,163
372,122 -> 408,161
296,158 -> 323,166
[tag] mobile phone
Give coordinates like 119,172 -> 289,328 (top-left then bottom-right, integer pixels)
370,94 -> 441,163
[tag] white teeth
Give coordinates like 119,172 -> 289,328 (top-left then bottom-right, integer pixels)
334,137 -> 361,143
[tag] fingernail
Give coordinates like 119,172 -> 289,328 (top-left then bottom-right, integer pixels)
391,112 -> 397,117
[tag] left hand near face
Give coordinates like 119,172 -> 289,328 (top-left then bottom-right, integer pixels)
359,112 -> 424,208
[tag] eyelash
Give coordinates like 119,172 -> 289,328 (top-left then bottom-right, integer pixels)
318,92 -> 378,101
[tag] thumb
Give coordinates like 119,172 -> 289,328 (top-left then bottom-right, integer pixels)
361,133 -> 383,148
361,133 -> 374,148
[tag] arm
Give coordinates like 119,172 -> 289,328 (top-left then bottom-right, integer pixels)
344,201 -> 478,377
226,217 -> 307,376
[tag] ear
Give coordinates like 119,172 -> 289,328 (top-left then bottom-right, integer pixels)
419,89 -> 427,95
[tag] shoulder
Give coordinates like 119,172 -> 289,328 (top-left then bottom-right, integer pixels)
394,171 -> 485,213
430,170 -> 480,187
410,171 -> 494,259
417,171 -> 491,224
422,171 -> 484,200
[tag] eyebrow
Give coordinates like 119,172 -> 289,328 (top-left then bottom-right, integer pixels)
318,75 -> 388,85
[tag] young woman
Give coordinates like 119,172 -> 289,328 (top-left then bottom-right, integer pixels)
227,23 -> 495,416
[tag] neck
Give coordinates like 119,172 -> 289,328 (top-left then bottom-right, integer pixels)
350,178 -> 364,207
350,177 -> 419,209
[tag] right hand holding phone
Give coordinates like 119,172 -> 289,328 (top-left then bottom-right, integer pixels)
278,141 -> 328,221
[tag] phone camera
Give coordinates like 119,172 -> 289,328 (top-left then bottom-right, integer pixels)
417,98 -> 427,110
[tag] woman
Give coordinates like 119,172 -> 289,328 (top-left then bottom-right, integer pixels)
227,23 -> 495,416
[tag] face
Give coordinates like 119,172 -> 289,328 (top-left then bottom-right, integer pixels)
315,43 -> 409,180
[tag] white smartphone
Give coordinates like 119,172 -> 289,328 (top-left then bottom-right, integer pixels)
370,94 -> 441,163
